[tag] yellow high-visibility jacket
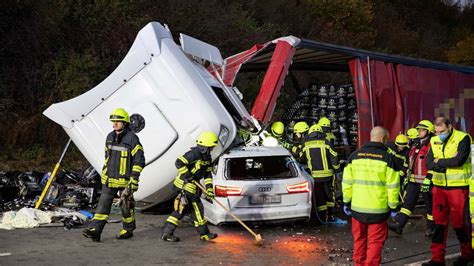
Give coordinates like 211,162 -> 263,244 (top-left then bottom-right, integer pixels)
343,141 -> 400,223
427,129 -> 472,188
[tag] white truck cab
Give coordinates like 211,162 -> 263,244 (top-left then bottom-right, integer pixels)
44,22 -> 256,208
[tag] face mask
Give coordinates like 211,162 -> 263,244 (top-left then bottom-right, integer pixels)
438,132 -> 449,142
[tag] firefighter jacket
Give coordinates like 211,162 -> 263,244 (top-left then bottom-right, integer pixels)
101,128 -> 145,188
173,146 -> 213,195
300,132 -> 340,181
325,132 -> 336,147
427,129 -> 472,188
387,142 -> 408,179
342,141 -> 400,223
408,137 -> 432,184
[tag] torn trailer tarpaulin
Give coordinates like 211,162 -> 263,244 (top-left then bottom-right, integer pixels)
349,58 -> 474,144
216,37 -> 474,146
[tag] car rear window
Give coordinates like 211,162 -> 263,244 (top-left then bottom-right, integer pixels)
225,156 -> 298,180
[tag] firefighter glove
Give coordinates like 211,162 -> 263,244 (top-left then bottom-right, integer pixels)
390,210 -> 398,218
421,178 -> 431,193
206,188 -> 215,200
343,205 -> 351,216
128,178 -> 139,192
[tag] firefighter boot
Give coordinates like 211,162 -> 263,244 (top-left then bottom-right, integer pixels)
83,228 -> 101,242
116,229 -> 133,239
161,222 -> 180,242
161,234 -> 180,242
200,233 -> 218,241
388,222 -> 403,235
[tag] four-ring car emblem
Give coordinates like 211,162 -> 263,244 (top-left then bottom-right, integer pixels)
258,187 -> 272,192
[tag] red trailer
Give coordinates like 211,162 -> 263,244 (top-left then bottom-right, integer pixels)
212,36 -> 474,145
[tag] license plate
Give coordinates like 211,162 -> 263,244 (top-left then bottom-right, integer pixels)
250,194 -> 281,204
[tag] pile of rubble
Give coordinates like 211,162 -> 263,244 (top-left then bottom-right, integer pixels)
0,166 -> 101,212
0,166 -> 101,230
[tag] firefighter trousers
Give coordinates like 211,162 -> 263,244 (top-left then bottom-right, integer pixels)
163,187 -> 210,237
313,179 -> 334,221
430,187 -> 472,263
91,186 -> 136,233
352,218 -> 388,266
396,182 -> 433,229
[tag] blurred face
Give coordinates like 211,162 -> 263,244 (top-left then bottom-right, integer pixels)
434,124 -> 451,136
417,128 -> 428,139
113,121 -> 124,132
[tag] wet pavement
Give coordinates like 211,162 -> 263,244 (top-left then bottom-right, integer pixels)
0,212 -> 462,265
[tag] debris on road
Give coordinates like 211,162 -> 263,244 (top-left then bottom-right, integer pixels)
0,166 -> 100,212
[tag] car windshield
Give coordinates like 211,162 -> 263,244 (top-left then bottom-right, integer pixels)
226,156 -> 298,180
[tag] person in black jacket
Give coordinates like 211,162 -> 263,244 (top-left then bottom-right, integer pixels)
83,108 -> 145,242
161,131 -> 219,242
299,124 -> 340,222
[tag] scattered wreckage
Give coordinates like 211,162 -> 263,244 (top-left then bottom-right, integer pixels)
0,167 -> 100,229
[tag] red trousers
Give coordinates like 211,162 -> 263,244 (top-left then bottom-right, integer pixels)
352,218 -> 388,266
431,187 -> 472,263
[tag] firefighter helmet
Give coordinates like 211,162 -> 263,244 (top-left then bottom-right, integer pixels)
196,131 -> 219,147
309,124 -> 323,134
109,108 -> 130,123
318,117 -> 331,127
293,121 -> 309,133
395,134 -> 409,147
416,120 -> 434,133
271,121 -> 284,137
406,128 -> 419,139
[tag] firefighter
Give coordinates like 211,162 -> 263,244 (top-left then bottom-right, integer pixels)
269,121 -> 292,149
291,121 -> 309,160
299,124 -> 340,222
83,108 -> 145,242
406,127 -> 419,148
422,117 -> 473,266
342,126 -> 400,266
318,117 -> 336,147
161,131 -> 219,242
387,134 -> 409,187
389,120 -> 435,237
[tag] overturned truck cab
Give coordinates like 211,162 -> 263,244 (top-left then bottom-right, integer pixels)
44,22 -> 256,209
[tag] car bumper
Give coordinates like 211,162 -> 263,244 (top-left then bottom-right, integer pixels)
203,200 -> 311,225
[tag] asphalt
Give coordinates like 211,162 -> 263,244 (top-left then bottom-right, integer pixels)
0,212 -> 463,265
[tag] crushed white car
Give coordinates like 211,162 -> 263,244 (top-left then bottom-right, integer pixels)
203,146 -> 312,225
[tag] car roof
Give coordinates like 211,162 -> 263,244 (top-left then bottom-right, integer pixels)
222,146 -> 292,158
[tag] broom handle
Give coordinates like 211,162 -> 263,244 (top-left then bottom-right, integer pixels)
35,139 -> 72,209
194,181 -> 259,238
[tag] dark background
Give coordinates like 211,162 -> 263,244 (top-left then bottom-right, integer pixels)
1,0 -> 473,170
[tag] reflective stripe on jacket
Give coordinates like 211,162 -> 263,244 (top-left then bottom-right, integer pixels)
429,129 -> 472,187
101,128 -> 145,188
300,132 -> 340,180
173,146 -> 213,194
342,141 -> 400,223
408,139 -> 431,184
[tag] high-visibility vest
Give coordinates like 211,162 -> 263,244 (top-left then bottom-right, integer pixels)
430,129 -> 472,187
